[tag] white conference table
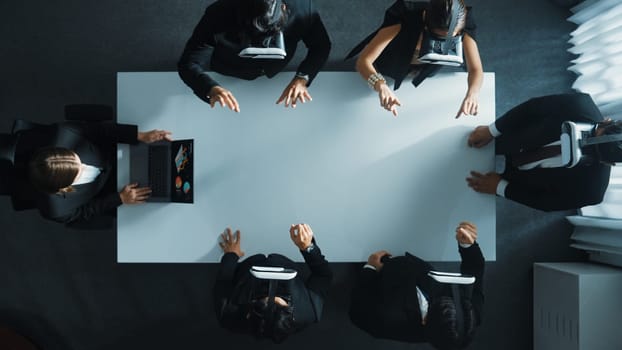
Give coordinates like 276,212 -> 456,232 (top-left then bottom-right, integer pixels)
117,71 -> 496,263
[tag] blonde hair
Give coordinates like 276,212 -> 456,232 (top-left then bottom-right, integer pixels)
29,147 -> 80,194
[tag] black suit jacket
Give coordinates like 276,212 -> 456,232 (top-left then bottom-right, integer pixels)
495,93 -> 611,211
178,0 -> 331,104
214,242 -> 332,334
349,244 -> 485,343
346,0 -> 477,90
13,122 -> 138,223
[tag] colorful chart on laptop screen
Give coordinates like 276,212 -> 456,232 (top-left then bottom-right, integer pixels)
170,140 -> 193,203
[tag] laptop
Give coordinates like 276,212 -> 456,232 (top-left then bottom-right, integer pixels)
129,139 -> 194,203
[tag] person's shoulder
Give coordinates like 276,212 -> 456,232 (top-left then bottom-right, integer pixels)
204,0 -> 235,16
385,1 -> 426,24
464,6 -> 477,32
206,0 -> 230,10
412,1 -> 428,10
284,0 -> 315,14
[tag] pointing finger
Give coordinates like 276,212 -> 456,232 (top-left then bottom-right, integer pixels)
276,90 -> 287,105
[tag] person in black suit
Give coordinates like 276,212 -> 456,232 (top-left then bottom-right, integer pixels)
214,224 -> 332,343
466,93 -> 622,211
13,121 -> 172,224
178,0 -> 331,112
346,0 -> 483,117
349,222 -> 484,349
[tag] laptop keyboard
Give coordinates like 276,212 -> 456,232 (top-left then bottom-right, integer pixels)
148,146 -> 168,197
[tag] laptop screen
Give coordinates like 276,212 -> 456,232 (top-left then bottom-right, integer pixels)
171,139 -> 194,203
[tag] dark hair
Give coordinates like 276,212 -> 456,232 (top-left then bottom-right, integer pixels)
28,147 -> 80,193
237,0 -> 288,37
426,0 -> 467,32
595,119 -> 622,164
248,299 -> 296,343
426,296 -> 477,350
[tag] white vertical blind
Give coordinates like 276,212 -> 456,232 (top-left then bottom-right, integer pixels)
581,165 -> 622,219
567,0 -> 622,120
566,0 -> 622,267
567,165 -> 622,267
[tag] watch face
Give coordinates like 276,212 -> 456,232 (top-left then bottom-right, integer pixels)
296,73 -> 309,81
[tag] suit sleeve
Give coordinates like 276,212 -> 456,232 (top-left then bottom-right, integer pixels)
504,182 -> 566,212
503,170 -> 605,212
177,5 -> 222,103
405,252 -> 435,278
459,243 -> 485,324
300,241 -> 333,299
348,267 -> 384,336
495,93 -> 602,134
295,0 -> 331,85
463,7 -> 477,41
213,253 -> 242,326
63,122 -> 138,145
47,191 -> 122,224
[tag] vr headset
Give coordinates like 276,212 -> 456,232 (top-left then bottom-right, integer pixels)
418,0 -> 464,67
238,0 -> 287,59
250,266 -> 297,280
561,121 -> 622,167
248,266 -> 297,322
238,31 -> 286,59
428,270 -> 475,343
386,252 -> 474,340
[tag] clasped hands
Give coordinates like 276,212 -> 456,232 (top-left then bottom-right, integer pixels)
208,76 -> 312,113
218,223 -> 315,258
367,222 -> 478,271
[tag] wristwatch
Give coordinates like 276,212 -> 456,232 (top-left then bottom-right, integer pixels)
304,243 -> 315,253
295,72 -> 309,82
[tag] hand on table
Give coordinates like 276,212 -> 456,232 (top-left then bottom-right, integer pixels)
467,125 -> 493,148
290,223 -> 314,250
276,77 -> 312,108
367,250 -> 391,271
219,227 -> 244,257
456,93 -> 479,118
209,86 -> 240,113
119,183 -> 151,204
377,83 -> 401,117
455,221 -> 478,245
137,130 -> 173,143
466,171 -> 501,194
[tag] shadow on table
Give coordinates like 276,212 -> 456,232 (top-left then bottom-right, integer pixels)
339,124 -> 480,258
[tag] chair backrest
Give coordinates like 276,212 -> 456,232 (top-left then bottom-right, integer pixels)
5,120 -> 41,208
0,133 -> 19,195
12,120 -> 43,134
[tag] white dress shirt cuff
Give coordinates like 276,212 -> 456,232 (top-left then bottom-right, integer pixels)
459,243 -> 473,248
496,179 -> 509,197
363,264 -> 377,271
488,122 -> 502,137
